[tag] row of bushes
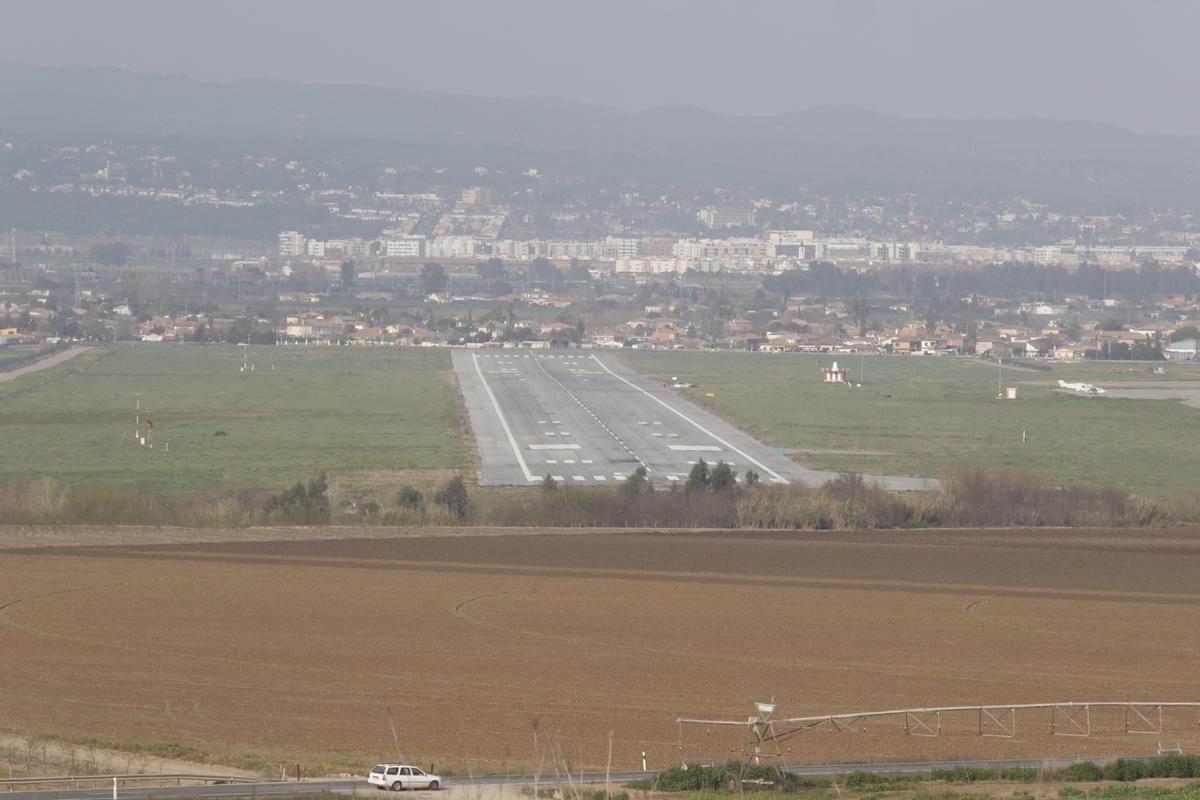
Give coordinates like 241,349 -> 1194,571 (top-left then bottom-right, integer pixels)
1059,755 -> 1200,782
931,766 -> 1041,783
632,757 -> 1200,798
632,762 -> 829,792
0,474 -> 474,527
737,470 -> 1166,530
0,467 -> 1172,529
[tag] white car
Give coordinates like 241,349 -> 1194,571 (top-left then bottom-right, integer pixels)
369,764 -> 442,791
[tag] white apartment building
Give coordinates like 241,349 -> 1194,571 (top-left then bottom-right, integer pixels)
306,239 -> 326,258
697,207 -> 756,228
460,186 -> 494,206
672,239 -> 706,260
615,257 -> 690,275
545,241 -> 601,259
671,237 -> 769,265
604,237 -> 641,259
813,238 -> 871,261
428,236 -> 478,259
1132,246 -> 1188,263
872,242 -> 921,262
768,230 -> 814,245
278,230 -> 305,257
489,240 -> 542,260
325,238 -> 372,258
384,236 -> 425,258
1029,245 -> 1063,265
1085,246 -> 1134,265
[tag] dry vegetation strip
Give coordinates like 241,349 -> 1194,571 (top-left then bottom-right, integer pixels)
2,529 -> 1200,776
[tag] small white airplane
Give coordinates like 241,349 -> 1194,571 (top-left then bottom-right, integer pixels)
1058,379 -> 1106,395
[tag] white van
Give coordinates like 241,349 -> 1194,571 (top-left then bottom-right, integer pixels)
368,764 -> 442,791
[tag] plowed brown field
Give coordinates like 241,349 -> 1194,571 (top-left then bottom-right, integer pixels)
2,527 -> 1200,774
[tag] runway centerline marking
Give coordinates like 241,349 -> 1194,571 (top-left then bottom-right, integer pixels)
590,355 -> 787,483
471,353 -> 535,482
533,354 -> 648,472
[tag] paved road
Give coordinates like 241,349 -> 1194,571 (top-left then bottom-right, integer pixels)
453,349 -> 934,490
0,346 -> 90,382
2,755 -> 1158,799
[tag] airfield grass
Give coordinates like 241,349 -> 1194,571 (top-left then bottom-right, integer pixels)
623,351 -> 1200,499
0,344 -> 468,495
0,344 -> 50,369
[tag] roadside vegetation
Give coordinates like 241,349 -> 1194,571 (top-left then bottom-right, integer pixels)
0,464 -> 1173,528
628,757 -> 1200,800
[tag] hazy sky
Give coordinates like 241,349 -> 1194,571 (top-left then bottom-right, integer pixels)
3,0 -> 1199,134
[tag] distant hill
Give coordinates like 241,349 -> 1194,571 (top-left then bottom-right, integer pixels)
2,61 -> 1199,208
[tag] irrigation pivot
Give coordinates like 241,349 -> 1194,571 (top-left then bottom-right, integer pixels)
678,700 -> 1200,761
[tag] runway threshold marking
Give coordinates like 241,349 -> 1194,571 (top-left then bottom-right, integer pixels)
471,353 -> 536,482
589,355 -> 788,484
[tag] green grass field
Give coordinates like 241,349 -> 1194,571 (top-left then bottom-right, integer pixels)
0,345 -> 468,494
0,344 -> 52,369
623,351 -> 1200,499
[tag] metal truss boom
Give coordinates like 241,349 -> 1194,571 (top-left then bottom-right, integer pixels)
678,702 -> 1200,746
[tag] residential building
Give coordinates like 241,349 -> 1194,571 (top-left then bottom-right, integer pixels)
460,186 -> 494,206
278,230 -> 305,257
697,207 -> 756,228
384,236 -> 425,258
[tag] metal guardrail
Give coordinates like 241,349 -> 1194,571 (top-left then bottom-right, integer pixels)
0,773 -> 257,790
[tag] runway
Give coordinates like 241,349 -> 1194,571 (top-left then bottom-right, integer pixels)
452,350 -> 933,489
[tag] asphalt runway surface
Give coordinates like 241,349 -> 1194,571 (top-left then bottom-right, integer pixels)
452,350 -> 933,489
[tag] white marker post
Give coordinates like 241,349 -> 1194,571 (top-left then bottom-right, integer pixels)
642,752 -> 647,771
113,776 -> 118,799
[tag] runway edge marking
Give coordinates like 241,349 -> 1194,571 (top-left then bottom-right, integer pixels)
471,353 -> 537,482
590,354 -> 788,484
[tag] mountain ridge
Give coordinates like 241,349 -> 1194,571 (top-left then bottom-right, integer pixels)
1,62 -> 1198,208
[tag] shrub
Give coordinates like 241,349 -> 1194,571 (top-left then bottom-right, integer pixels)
264,473 -> 330,523
930,766 -> 1038,783
1102,760 -> 1147,782
685,459 -> 710,493
433,475 -> 469,519
620,466 -> 650,499
1057,763 -> 1104,782
938,467 -> 1149,528
845,772 -> 919,791
396,485 -> 424,511
1148,754 -> 1200,778
710,461 -> 737,492
1096,754 -> 1200,781
645,762 -> 827,793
